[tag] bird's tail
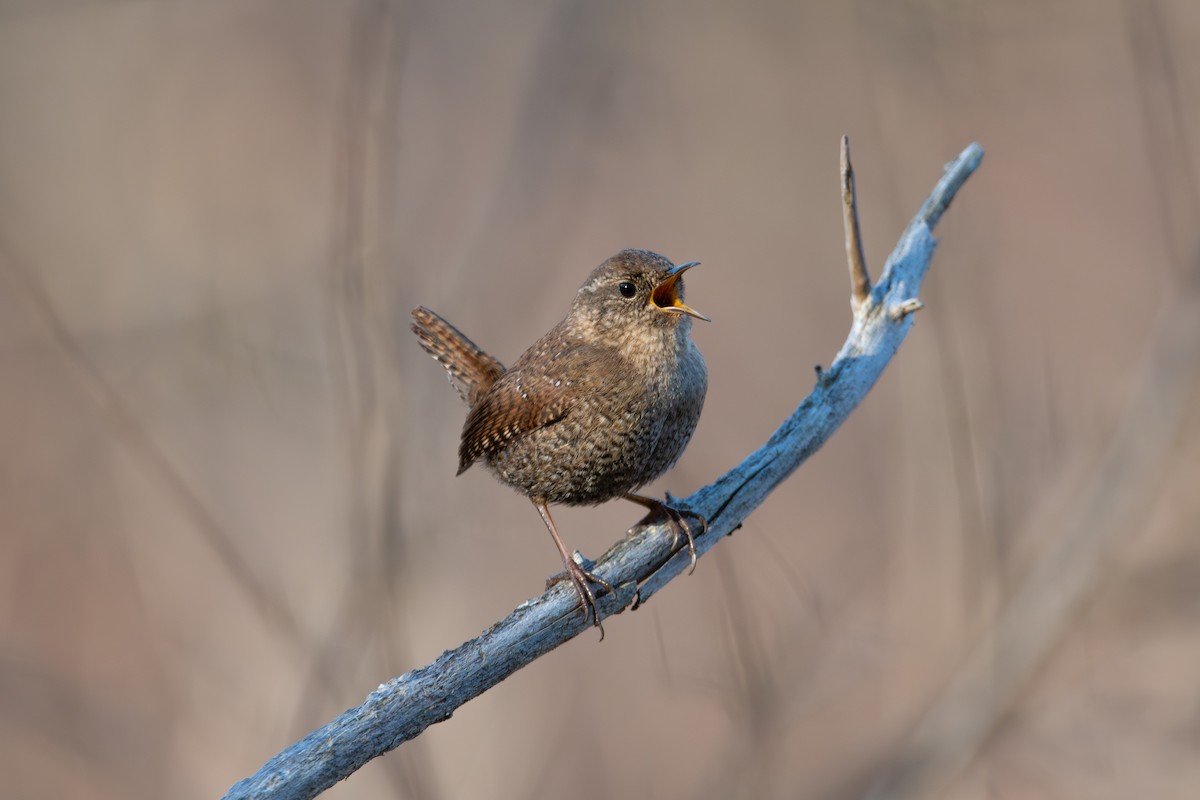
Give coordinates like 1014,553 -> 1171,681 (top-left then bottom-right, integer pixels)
411,306 -> 505,407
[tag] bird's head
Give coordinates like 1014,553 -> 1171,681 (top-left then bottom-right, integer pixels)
569,249 -> 709,348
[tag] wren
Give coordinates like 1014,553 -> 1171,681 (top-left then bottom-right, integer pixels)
412,249 -> 709,638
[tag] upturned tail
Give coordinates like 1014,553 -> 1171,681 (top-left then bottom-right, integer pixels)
411,306 -> 505,408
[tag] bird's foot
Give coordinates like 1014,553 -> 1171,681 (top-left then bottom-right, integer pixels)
625,494 -> 707,575
546,552 -> 615,640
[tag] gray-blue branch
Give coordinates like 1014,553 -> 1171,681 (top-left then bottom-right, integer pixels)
223,142 -> 984,800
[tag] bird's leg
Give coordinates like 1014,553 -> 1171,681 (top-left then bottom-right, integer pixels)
534,499 -> 613,640
622,493 -> 708,575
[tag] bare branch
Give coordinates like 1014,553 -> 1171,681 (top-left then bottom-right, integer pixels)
842,135 -> 872,306
222,142 -> 985,800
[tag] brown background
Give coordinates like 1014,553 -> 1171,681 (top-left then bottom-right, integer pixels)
2,2 -> 1198,799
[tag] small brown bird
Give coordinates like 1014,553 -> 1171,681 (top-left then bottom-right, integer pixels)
412,249 -> 709,637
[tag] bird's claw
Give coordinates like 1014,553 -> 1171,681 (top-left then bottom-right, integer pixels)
548,553 -> 614,640
630,497 -> 707,574
670,508 -> 707,575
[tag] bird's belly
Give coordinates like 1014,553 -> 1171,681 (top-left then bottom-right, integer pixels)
485,342 -> 706,506
634,346 -> 707,486
486,402 -> 661,505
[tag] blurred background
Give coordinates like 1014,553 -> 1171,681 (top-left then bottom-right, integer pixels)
2,1 -> 1198,798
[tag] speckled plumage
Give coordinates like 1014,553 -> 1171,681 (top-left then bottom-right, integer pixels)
412,248 -> 708,636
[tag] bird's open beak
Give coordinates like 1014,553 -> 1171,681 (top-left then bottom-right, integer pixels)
651,262 -> 711,321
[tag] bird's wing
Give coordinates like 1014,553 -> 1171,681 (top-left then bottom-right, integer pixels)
456,344 -> 626,474
411,306 -> 506,407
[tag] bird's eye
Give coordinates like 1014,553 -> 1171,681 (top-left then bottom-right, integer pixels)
617,281 -> 637,298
